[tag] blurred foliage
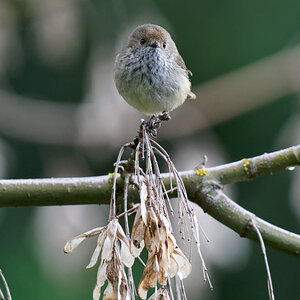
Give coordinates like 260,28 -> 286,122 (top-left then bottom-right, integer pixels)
0,0 -> 300,299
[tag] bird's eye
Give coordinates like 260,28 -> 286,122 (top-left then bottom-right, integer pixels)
163,42 -> 167,48
140,38 -> 146,45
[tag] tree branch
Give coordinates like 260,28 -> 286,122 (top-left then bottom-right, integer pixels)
0,145 -> 299,256
187,186 -> 300,257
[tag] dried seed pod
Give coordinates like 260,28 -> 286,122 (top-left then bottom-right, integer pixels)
130,207 -> 145,257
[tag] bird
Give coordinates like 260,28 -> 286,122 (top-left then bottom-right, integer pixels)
114,24 -> 196,116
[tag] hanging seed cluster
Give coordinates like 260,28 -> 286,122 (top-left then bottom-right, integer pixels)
64,123 -> 211,299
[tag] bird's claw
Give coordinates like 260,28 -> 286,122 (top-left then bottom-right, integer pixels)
139,112 -> 171,138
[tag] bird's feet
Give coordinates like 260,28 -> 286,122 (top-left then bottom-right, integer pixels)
140,112 -> 171,138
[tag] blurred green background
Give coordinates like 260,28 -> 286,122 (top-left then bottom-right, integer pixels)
0,0 -> 300,299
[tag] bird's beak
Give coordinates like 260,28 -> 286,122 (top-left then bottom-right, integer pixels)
149,41 -> 159,48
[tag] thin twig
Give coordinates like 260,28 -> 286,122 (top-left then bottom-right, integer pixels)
152,142 -> 212,287
110,142 -> 132,219
198,222 -> 210,243
116,205 -> 138,219
123,173 -> 130,235
167,277 -> 174,300
251,218 -> 275,300
175,276 -> 182,300
123,174 -> 137,299
0,287 -> 5,300
137,256 -> 146,267
0,269 -> 12,300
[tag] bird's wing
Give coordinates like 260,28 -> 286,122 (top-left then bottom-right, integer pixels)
175,54 -> 193,77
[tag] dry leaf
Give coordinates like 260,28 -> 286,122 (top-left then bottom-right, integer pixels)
172,248 -> 192,279
167,255 -> 179,278
140,182 -> 148,225
130,208 -> 145,257
120,240 -> 134,267
96,260 -> 108,289
86,231 -> 107,269
107,218 -> 118,240
148,288 -> 171,300
138,256 -> 157,299
93,284 -> 101,300
117,269 -> 130,300
102,236 -> 113,261
64,227 -> 104,253
103,281 -> 116,300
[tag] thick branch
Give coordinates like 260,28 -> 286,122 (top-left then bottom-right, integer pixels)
0,145 -> 299,256
178,144 -> 300,185
186,184 -> 300,257
0,176 -> 114,207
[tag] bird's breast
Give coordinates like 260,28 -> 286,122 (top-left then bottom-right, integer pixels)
114,47 -> 190,114
128,49 -> 179,97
